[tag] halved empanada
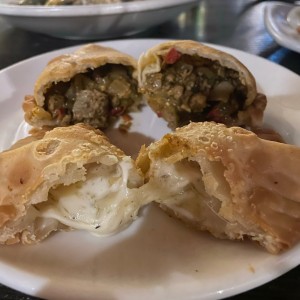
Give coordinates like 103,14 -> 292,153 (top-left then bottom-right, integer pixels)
138,40 -> 266,130
0,124 -> 146,245
136,122 -> 300,254
23,44 -> 142,129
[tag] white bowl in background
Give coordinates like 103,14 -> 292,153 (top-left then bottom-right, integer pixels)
0,0 -> 200,40
264,1 -> 300,53
287,5 -> 300,31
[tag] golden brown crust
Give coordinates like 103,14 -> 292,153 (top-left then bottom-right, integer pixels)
136,122 -> 300,253
137,40 -> 266,129
23,44 -> 139,128
0,123 -> 127,244
35,44 -> 137,107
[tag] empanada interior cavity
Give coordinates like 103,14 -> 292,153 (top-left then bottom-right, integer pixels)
141,157 -> 230,234
140,155 -> 275,251
2,157 -> 145,244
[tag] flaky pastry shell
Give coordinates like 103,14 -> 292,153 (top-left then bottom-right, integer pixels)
138,40 -> 266,129
136,122 -> 300,254
0,124 -> 144,245
23,44 -> 141,129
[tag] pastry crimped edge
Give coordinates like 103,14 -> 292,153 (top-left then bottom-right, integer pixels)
0,123 -> 138,245
136,122 -> 300,254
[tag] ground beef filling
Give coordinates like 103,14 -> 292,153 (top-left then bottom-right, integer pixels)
144,54 -> 248,128
44,64 -> 140,128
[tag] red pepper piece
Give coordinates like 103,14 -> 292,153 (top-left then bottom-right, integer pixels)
164,48 -> 182,64
156,111 -> 163,118
55,107 -> 66,120
111,106 -> 125,116
207,107 -> 223,123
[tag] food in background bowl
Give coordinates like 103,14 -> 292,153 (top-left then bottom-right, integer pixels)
18,0 -> 122,5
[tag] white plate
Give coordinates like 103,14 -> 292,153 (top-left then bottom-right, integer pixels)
1,38 -> 300,300
287,6 -> 300,31
0,0 -> 199,40
264,1 -> 300,53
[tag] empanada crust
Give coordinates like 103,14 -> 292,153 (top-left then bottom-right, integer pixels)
0,123 -> 133,244
138,40 -> 266,129
136,122 -> 300,253
23,44 -> 140,128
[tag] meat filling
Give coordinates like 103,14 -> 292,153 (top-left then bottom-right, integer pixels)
44,64 -> 140,129
143,53 -> 248,129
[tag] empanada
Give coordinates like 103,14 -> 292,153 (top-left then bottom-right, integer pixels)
23,44 -> 142,129
136,122 -> 300,254
0,124 -> 146,245
138,40 -> 266,130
